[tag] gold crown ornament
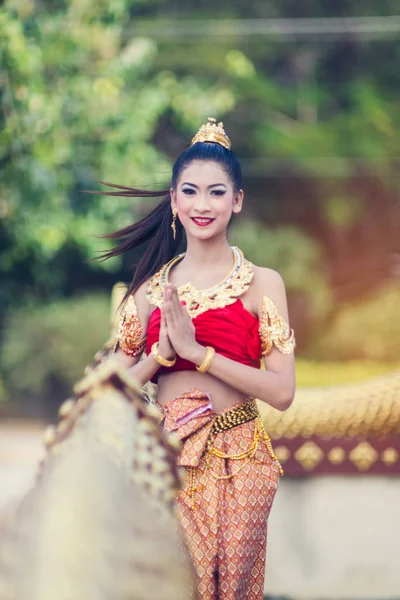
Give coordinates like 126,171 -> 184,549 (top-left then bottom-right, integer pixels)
191,117 -> 231,150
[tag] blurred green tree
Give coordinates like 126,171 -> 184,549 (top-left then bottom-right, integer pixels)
1,0 -> 399,342
1,0 -> 400,412
0,294 -> 110,417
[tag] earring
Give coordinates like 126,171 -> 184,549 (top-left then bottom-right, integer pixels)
171,208 -> 178,240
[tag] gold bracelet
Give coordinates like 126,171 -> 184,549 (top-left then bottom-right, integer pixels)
196,346 -> 215,373
151,342 -> 177,367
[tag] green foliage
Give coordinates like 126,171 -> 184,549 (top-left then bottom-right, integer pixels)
1,0 -> 399,366
0,0 -> 244,312
0,4 -> 170,286
0,294 -> 111,413
0,378 -> 6,403
305,284 -> 400,361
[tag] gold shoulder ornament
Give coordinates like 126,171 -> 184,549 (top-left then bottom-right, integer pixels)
259,296 -> 296,356
114,295 -> 147,357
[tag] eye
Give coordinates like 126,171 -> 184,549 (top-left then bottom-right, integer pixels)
182,188 -> 196,195
212,189 -> 226,196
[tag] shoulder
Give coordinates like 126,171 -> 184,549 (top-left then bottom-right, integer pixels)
118,279 -> 152,323
136,279 -> 151,302
250,265 -> 289,319
251,265 -> 286,295
135,279 -> 153,317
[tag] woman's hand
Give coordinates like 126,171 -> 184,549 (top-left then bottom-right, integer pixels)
162,284 -> 204,362
158,300 -> 176,360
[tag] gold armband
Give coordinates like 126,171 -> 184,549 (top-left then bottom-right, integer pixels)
114,295 -> 147,357
259,296 -> 296,356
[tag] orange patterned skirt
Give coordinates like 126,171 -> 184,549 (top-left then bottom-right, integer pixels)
159,389 -> 281,600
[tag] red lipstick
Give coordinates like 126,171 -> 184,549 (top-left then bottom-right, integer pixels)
191,217 -> 215,227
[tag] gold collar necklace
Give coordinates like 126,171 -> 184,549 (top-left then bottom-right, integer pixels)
146,246 -> 254,319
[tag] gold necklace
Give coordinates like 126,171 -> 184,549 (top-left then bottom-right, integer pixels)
146,246 -> 254,319
163,246 -> 239,294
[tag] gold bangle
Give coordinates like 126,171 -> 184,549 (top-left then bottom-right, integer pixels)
151,342 -> 176,367
196,346 -> 215,373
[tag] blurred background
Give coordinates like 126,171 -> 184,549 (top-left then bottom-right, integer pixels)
1,1 -> 400,598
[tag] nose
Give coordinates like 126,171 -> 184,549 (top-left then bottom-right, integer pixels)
194,193 -> 211,213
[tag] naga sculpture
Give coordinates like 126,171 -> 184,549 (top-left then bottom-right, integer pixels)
0,361 -> 197,600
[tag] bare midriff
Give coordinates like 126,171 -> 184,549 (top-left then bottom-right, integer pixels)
157,370 -> 251,413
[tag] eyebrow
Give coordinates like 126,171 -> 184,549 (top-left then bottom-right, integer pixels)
181,182 -> 227,189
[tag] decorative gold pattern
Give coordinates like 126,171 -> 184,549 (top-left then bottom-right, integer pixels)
295,441 -> 324,471
258,371 -> 400,440
381,447 -> 398,466
259,296 -> 296,356
349,442 -> 378,471
191,117 -> 231,150
328,447 -> 346,465
114,294 -> 147,357
146,246 -> 254,319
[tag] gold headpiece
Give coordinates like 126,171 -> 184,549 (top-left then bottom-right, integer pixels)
191,117 -> 231,150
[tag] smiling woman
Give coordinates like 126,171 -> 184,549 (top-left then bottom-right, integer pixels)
89,118 -> 296,600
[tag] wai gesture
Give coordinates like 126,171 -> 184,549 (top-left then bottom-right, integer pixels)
161,284 -> 201,362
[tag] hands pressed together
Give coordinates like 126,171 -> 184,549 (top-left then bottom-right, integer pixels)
157,284 -> 204,365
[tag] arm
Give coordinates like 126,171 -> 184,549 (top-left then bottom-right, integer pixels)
126,353 -> 161,387
114,281 -> 176,387
163,270 -> 296,411
112,282 -> 159,386
189,354 -> 294,412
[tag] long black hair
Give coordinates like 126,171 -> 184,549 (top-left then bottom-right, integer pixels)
89,141 -> 242,301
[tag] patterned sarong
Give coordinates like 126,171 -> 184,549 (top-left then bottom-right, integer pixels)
159,388 -> 280,600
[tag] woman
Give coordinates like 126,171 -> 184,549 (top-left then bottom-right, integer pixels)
101,118 -> 296,599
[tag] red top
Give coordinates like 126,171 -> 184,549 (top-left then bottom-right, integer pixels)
146,299 -> 261,382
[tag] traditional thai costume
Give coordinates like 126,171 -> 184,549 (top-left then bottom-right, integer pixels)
114,244 -> 295,600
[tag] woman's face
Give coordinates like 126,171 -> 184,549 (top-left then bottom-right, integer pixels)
171,160 -> 243,240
